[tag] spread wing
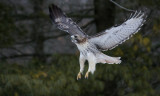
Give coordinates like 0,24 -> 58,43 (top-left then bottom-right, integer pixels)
89,11 -> 147,51
49,4 -> 86,37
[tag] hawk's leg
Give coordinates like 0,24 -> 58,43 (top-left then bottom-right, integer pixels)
85,63 -> 96,79
77,54 -> 86,80
85,71 -> 89,79
85,53 -> 96,79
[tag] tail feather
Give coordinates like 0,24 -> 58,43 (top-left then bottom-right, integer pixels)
97,54 -> 121,64
106,57 -> 121,64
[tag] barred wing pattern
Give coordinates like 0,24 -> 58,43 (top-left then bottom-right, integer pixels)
89,11 -> 147,51
49,4 -> 86,37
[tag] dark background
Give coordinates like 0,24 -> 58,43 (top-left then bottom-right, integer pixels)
0,0 -> 160,96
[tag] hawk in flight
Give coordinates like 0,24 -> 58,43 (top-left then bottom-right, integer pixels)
49,4 -> 147,80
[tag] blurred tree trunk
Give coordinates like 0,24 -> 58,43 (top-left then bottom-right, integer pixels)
94,0 -> 117,95
32,0 -> 46,62
94,0 -> 116,32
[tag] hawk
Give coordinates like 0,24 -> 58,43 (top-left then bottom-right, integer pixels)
49,4 -> 147,80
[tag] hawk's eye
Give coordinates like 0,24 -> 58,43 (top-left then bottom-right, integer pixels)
74,35 -> 78,38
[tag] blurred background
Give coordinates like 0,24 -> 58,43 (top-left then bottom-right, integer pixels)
0,0 -> 160,96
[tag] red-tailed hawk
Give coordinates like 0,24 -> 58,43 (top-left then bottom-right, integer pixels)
49,4 -> 147,80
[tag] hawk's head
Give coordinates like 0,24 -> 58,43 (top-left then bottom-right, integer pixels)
71,35 -> 87,44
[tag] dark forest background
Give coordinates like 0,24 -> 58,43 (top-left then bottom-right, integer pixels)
0,0 -> 160,96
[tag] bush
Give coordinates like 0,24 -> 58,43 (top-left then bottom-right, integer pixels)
0,49 -> 160,96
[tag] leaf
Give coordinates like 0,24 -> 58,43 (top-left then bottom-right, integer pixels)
143,37 -> 150,46
133,45 -> 138,51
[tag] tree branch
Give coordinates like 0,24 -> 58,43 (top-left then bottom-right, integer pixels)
81,20 -> 95,29
44,33 -> 67,40
110,0 -> 135,12
0,53 -> 52,60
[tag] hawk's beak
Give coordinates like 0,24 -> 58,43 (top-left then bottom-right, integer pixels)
71,35 -> 75,42
71,35 -> 75,40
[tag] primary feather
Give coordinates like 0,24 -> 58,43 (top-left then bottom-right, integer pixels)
49,4 -> 86,37
89,11 -> 147,51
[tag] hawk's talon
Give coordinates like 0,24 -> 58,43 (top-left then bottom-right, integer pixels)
77,72 -> 82,80
85,71 -> 89,79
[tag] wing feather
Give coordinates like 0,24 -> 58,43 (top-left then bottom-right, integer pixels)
49,4 -> 86,37
89,11 -> 147,51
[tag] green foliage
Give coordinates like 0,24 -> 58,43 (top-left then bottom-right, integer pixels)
0,43 -> 160,96
0,3 -> 29,48
0,3 -> 16,47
